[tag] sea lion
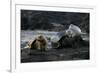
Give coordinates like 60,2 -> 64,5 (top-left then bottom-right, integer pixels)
28,35 -> 48,51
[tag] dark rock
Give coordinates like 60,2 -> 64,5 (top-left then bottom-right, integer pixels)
58,35 -> 88,49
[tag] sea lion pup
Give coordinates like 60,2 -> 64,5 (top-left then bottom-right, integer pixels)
28,35 -> 48,51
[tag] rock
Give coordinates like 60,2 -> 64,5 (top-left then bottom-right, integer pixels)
58,34 -> 87,49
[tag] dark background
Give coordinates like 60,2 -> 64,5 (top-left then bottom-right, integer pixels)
21,10 -> 89,33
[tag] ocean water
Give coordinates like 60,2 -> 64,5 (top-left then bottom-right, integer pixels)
21,30 -> 89,63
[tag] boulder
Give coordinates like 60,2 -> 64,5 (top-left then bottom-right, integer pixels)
58,35 -> 87,49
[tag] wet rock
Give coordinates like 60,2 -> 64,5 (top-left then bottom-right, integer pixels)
58,35 -> 88,49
